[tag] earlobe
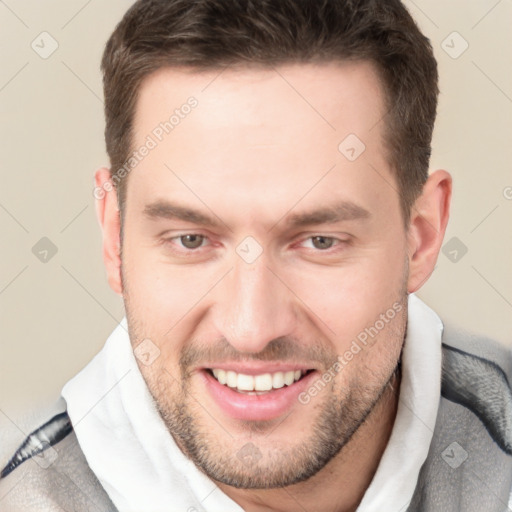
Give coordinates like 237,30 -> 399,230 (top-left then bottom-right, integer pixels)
94,168 -> 123,295
407,169 -> 452,293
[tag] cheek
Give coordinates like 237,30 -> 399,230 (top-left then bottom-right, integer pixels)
122,241 -> 223,337
287,243 -> 407,346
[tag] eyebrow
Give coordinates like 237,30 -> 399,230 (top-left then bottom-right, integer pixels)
143,199 -> 371,230
284,201 -> 371,228
143,201 -> 222,228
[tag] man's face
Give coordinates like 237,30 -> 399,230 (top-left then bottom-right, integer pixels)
121,62 -> 409,488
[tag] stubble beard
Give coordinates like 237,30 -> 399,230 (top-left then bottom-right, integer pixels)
152,360 -> 403,489
125,306 -> 406,490
122,256 -> 408,489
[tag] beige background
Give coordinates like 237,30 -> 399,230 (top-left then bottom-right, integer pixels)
1,0 -> 511,427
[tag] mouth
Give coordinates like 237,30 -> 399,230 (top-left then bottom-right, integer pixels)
207,368 -> 314,394
200,366 -> 318,421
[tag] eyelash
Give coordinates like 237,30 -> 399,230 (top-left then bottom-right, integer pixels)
162,234 -> 348,254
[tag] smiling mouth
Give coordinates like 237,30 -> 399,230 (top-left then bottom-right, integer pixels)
206,368 -> 314,395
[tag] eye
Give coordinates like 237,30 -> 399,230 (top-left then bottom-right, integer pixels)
301,236 -> 338,250
173,234 -> 207,249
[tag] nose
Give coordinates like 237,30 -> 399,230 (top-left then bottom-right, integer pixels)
212,257 -> 297,354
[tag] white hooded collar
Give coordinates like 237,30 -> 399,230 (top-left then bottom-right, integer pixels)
62,293 -> 443,512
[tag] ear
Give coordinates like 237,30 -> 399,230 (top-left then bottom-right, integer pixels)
407,169 -> 452,293
94,168 -> 123,295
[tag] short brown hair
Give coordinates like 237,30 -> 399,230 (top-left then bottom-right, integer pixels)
102,0 -> 438,222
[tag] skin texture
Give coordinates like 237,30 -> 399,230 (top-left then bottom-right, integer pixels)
95,61 -> 451,512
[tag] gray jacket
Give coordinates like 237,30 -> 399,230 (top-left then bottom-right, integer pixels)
1,323 -> 511,511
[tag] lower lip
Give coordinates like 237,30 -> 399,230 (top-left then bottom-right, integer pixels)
200,370 -> 318,421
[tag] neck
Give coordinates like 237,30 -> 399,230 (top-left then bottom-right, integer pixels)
217,368 -> 401,512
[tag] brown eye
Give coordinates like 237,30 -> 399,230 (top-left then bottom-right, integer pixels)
311,236 -> 335,250
180,234 -> 205,249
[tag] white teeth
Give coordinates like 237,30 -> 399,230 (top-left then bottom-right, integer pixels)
237,374 -> 255,391
254,373 -> 273,391
272,372 -> 285,389
211,368 -> 306,392
284,371 -> 295,386
226,370 -> 238,388
216,369 -> 227,385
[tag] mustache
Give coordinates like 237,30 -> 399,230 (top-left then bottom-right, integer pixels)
179,336 -> 338,374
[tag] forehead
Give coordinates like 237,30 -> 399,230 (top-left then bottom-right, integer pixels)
127,61 -> 397,226
134,60 -> 386,142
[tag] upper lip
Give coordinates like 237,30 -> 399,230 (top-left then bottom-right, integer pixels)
200,363 -> 315,375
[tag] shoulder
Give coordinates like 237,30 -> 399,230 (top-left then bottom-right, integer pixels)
440,323 -> 512,454
408,325 -> 512,510
441,322 -> 512,372
0,400 -> 117,512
